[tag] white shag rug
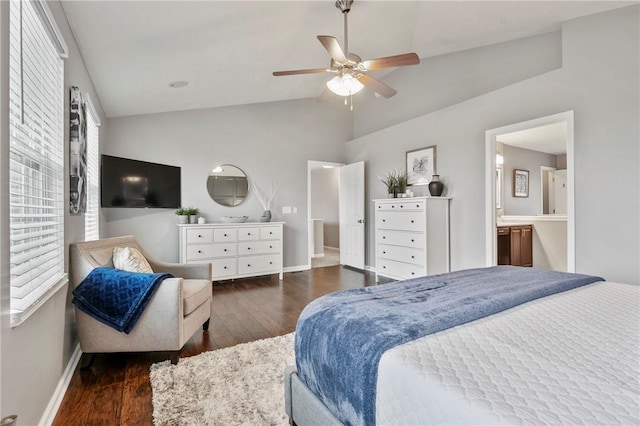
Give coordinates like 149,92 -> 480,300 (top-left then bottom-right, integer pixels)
150,333 -> 295,426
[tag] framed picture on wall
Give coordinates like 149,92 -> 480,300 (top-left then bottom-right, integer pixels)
406,145 -> 436,186
513,169 -> 529,197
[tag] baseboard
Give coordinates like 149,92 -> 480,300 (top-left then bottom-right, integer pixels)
324,246 -> 340,251
364,265 -> 376,273
311,253 -> 325,259
39,344 -> 82,426
283,264 -> 311,273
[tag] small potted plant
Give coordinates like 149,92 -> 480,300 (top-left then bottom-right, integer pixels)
175,207 -> 189,224
396,170 -> 408,197
186,207 -> 199,224
379,170 -> 398,198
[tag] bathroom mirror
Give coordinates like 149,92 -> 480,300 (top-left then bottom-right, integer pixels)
207,164 -> 248,206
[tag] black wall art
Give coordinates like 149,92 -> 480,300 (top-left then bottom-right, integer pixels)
69,86 -> 87,214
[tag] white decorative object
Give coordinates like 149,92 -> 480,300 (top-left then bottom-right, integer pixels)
178,222 -> 285,281
251,181 -> 276,222
219,216 -> 249,223
198,217 -> 206,224
374,196 -> 451,282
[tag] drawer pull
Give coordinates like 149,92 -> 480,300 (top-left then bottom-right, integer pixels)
411,272 -> 415,276
392,205 -> 395,208
224,233 -> 228,237
269,261 -> 273,265
223,249 -> 228,252
411,255 -> 415,259
410,220 -> 414,223
382,219 -> 386,223
247,232 -> 251,236
223,266 -> 227,270
400,205 -> 404,208
416,204 -> 420,208
198,234 -> 202,238
247,247 -> 251,250
383,251 -> 386,254
411,239 -> 414,242
269,231 -> 273,235
198,250 -> 202,254
383,266 -> 386,269
247,264 -> 251,267
382,236 -> 386,239
269,245 -> 273,249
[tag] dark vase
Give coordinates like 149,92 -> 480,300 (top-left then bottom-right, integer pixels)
428,175 -> 444,196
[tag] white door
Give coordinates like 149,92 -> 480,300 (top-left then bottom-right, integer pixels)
554,169 -> 567,214
339,161 -> 365,269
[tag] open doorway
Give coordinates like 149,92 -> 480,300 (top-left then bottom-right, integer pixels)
307,161 -> 343,268
485,111 -> 575,272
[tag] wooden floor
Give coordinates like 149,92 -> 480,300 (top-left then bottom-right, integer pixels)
53,265 -> 374,425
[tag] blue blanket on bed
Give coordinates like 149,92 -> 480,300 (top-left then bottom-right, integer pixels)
295,266 -> 603,426
72,267 -> 172,334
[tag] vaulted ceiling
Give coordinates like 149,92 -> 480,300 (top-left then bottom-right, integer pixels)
60,1 -> 634,118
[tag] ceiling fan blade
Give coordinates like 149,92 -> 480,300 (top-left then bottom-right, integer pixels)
357,74 -> 397,98
273,68 -> 329,76
361,53 -> 420,71
317,35 -> 347,62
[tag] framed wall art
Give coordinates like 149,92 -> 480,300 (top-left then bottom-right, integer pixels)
69,86 -> 87,214
406,145 -> 436,186
513,169 -> 529,197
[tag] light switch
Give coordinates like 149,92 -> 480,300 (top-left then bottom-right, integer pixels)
293,207 -> 298,214
282,206 -> 292,214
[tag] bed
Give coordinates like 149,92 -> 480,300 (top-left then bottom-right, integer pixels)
284,266 -> 639,425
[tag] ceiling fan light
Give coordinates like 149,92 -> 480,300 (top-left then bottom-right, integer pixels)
327,74 -> 364,96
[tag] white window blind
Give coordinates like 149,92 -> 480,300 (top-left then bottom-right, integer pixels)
84,96 -> 100,241
9,0 -> 67,325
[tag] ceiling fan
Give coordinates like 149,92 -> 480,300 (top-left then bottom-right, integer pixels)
272,0 -> 420,109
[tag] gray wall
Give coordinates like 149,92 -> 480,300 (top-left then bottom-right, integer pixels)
0,1 -> 108,423
347,5 -> 639,285
502,144 -> 557,216
310,168 -> 340,248
103,100 -> 352,268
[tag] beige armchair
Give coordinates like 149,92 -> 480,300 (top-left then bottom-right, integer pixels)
70,236 -> 212,365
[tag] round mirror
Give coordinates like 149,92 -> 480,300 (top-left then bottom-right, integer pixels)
207,164 -> 249,207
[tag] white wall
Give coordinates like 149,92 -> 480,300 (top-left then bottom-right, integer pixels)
0,1 -> 108,424
103,100 -> 352,268
310,168 -> 340,248
347,6 -> 639,285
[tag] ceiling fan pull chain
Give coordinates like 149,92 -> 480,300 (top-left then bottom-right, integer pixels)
350,93 -> 354,111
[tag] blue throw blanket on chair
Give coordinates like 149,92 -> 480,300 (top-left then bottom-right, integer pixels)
295,266 -> 604,426
72,267 -> 173,334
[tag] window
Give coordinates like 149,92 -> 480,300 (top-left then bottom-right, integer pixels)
9,0 -> 68,325
84,96 -> 100,241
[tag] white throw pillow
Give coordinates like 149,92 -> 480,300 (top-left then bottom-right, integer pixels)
112,246 -> 153,273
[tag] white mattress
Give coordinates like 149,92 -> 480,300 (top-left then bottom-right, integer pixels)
376,281 -> 640,425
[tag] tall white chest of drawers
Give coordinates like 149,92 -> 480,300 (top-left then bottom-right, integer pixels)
178,222 -> 284,281
374,197 -> 450,282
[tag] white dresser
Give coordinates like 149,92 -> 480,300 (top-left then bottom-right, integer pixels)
374,197 -> 450,282
178,222 -> 284,281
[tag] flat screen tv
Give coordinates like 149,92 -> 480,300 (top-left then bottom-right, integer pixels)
101,155 -> 181,208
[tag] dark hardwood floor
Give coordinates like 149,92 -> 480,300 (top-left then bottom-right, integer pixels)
53,265 -> 375,425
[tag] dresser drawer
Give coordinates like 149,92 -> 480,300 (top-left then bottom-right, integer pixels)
237,254 -> 280,275
186,244 -> 218,260
238,227 -> 260,241
378,230 -> 424,248
377,259 -> 425,280
211,258 -> 237,278
375,200 -> 425,211
377,211 -> 425,232
213,228 -> 237,242
378,244 -> 425,266
238,241 -> 280,256
186,228 -> 213,244
260,226 -> 281,240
